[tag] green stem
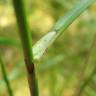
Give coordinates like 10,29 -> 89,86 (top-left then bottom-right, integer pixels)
0,54 -> 13,96
12,0 -> 38,96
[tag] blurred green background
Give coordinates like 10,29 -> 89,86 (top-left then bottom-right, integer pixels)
0,0 -> 96,96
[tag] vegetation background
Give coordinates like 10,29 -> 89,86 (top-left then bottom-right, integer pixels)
0,0 -> 96,96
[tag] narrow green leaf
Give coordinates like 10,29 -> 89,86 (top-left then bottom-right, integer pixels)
53,0 -> 95,33
33,0 -> 95,60
0,37 -> 21,48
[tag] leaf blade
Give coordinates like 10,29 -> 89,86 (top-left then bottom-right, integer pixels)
33,0 -> 95,60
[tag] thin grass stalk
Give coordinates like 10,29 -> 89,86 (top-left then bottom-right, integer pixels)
0,61 -> 24,93
0,54 -> 13,96
73,34 -> 96,96
78,66 -> 96,96
12,0 -> 38,96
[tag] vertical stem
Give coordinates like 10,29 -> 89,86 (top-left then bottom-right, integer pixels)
0,55 -> 13,96
12,0 -> 38,96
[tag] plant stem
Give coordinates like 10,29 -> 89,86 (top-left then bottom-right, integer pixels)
12,0 -> 38,96
0,54 -> 13,96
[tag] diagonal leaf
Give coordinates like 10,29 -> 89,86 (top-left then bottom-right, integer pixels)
0,61 -> 24,93
0,54 -> 13,96
33,0 -> 95,60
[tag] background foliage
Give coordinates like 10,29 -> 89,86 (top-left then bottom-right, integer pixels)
0,0 -> 96,96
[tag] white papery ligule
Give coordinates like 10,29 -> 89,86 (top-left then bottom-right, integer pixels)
33,31 -> 57,60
